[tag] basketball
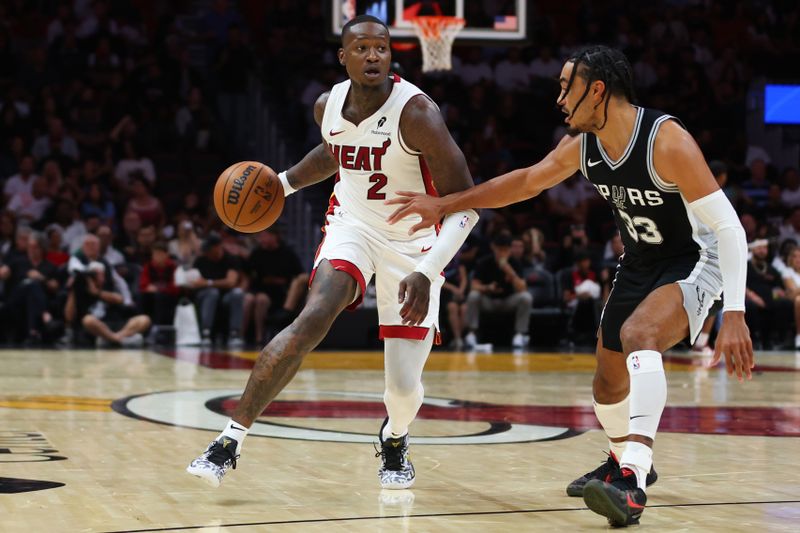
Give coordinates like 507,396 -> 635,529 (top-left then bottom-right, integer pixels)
213,161 -> 285,233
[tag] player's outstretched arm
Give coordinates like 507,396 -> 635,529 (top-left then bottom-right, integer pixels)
391,95 -> 478,325
386,134 -> 582,232
280,93 -> 339,194
653,120 -> 753,381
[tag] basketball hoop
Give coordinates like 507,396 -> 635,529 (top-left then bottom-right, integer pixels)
410,16 -> 465,73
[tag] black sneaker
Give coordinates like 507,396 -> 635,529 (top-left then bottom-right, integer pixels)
583,467 -> 647,527
375,417 -> 415,489
566,452 -> 658,497
186,437 -> 239,488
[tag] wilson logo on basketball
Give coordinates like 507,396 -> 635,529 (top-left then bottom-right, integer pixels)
227,164 -> 257,205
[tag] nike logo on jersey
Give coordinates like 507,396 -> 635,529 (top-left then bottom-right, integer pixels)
421,246 -> 432,253
629,415 -> 648,420
329,129 -> 345,136
587,159 -> 603,167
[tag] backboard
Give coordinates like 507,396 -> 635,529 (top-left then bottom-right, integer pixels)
328,0 -> 527,42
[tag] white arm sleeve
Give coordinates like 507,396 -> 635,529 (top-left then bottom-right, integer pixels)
688,189 -> 747,312
413,209 -> 479,282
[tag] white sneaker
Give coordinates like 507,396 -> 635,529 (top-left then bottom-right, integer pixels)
120,333 -> 144,347
464,332 -> 477,349
227,335 -> 244,349
376,418 -> 415,489
186,437 -> 240,488
512,333 -> 529,349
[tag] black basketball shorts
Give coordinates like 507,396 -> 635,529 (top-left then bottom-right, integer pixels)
599,253 -> 722,353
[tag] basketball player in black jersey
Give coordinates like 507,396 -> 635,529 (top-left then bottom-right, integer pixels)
387,45 -> 752,527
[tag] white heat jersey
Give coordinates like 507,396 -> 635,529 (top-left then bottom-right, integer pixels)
321,74 -> 437,241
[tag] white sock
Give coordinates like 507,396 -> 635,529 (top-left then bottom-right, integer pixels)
383,329 -> 434,440
620,441 -> 653,490
217,418 -> 249,455
694,332 -> 709,348
626,350 -> 667,440
795,334 -> 800,347
593,396 -> 629,461
621,350 -> 666,490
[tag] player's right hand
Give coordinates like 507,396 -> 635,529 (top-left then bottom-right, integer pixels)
398,272 -> 431,326
385,191 -> 444,234
712,311 -> 754,382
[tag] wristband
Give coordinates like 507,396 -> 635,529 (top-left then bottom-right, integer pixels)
278,171 -> 297,197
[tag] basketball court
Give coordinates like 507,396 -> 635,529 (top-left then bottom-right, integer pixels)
1,346 -> 798,531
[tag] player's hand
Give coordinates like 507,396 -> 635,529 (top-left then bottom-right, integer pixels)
385,192 -> 444,235
398,272 -> 431,326
712,311 -> 754,382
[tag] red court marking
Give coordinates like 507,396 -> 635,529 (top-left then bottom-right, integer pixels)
216,398 -> 800,437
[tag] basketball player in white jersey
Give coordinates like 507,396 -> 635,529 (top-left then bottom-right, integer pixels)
187,15 -> 478,489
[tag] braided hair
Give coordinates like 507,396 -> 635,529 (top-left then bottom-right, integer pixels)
561,45 -> 636,130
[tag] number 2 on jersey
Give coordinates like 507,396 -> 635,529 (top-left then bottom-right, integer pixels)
367,173 -> 388,200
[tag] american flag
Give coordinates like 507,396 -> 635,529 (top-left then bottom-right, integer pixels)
494,15 -> 518,31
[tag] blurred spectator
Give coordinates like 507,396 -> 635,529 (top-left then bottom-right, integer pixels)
3,154 -> 38,202
44,225 -> 69,267
169,219 -> 202,267
175,86 -> 215,151
48,199 -> 87,252
779,207 -> 800,247
39,158 -> 64,197
441,255 -> 469,350
65,234 -> 148,347
0,211 -> 15,256
529,46 -> 561,79
139,241 -> 178,326
556,223 -> 591,271
124,175 -> 165,228
0,231 -> 59,344
6,176 -> 52,224
740,158 -> 771,212
455,48 -> 492,86
191,232 -> 244,347
708,160 -> 738,205
31,117 -> 79,162
781,168 -> 800,209
4,225 -> 32,263
744,239 -> 792,349
114,140 -> 156,190
559,249 -> 601,345
546,174 -> 594,225
494,48 -> 530,92
465,233 -> 533,349
780,247 -> 800,349
242,229 -> 306,344
96,224 -> 125,268
80,183 -> 116,227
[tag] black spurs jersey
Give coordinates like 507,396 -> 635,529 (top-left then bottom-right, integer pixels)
580,107 -> 717,267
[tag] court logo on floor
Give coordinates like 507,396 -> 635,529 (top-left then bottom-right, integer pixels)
0,431 -> 67,463
112,389 -> 579,444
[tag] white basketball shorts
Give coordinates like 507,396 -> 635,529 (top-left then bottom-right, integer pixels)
309,211 -> 444,342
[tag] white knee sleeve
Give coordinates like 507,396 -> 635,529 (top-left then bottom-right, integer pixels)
383,328 -> 434,438
594,396 -> 629,460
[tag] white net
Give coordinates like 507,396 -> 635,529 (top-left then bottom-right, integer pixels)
411,17 -> 465,73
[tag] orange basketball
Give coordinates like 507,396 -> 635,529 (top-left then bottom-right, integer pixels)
213,161 -> 285,233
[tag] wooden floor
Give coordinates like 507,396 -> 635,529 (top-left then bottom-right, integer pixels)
1,345 -> 799,532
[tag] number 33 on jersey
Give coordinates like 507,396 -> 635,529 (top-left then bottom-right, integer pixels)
321,74 -> 438,240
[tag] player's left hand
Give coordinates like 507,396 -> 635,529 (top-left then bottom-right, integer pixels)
712,311 -> 754,382
385,192 -> 444,235
398,272 -> 431,326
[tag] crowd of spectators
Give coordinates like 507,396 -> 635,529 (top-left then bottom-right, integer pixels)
1,1 -> 799,350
